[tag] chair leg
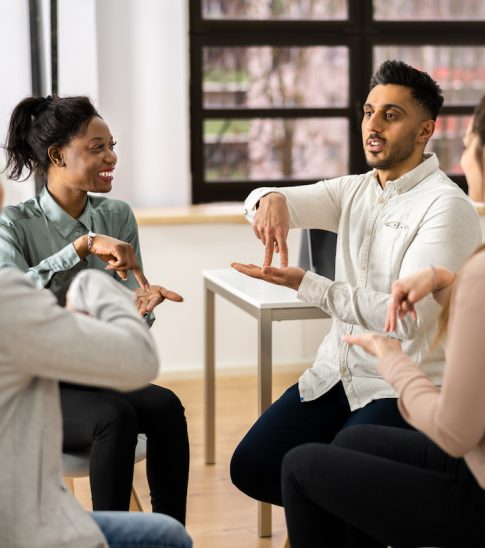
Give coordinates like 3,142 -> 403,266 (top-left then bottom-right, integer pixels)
129,486 -> 143,512
64,476 -> 75,494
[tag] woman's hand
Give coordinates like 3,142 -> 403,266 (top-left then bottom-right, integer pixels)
344,333 -> 401,359
74,234 -> 149,289
231,262 -> 305,291
135,285 -> 183,316
385,266 -> 456,332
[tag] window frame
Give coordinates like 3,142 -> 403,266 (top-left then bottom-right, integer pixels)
190,0 -> 482,203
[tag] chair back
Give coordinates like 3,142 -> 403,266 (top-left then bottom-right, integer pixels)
298,229 -> 337,280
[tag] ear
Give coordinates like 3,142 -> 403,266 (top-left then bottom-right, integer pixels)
417,120 -> 435,144
47,145 -> 65,168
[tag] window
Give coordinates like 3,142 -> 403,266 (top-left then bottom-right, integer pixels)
190,0 -> 483,203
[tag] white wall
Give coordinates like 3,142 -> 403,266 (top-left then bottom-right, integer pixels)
139,223 -> 330,375
0,0 -> 35,204
94,0 -> 191,207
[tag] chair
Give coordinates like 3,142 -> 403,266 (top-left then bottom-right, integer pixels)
63,433 -> 147,512
298,228 -> 337,280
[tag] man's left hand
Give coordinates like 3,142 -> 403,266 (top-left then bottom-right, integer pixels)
231,262 -> 305,291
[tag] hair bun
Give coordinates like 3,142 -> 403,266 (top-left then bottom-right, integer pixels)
34,95 -> 53,116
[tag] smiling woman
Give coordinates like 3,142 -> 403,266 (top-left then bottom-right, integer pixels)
0,94 -> 189,525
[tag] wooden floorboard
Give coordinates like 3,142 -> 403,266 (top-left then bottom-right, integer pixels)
71,369 -> 304,547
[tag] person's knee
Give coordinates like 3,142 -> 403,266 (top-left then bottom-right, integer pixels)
94,397 -> 138,440
147,386 -> 187,424
334,425 -> 375,450
230,439 -> 267,499
152,514 -> 192,548
230,442 -> 250,492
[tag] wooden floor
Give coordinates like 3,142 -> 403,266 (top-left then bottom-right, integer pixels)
72,369 -> 303,547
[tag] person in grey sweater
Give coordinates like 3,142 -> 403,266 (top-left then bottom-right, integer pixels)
0,179 -> 192,547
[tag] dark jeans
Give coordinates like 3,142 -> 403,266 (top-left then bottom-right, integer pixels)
230,381 -> 411,506
61,383 -> 189,524
282,425 -> 485,548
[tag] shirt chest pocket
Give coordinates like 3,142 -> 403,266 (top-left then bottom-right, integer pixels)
369,219 -> 412,281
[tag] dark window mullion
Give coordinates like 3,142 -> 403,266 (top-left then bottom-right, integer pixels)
202,108 -> 351,119
440,106 -> 477,116
190,34 -> 205,204
198,32 -> 354,47
369,31 -> 485,46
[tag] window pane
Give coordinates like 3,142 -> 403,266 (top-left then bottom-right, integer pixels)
202,0 -> 347,20
204,118 -> 348,181
374,0 -> 485,20
204,46 -> 349,108
427,115 -> 471,175
373,46 -> 485,106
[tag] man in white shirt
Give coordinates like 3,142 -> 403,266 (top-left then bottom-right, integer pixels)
230,60 -> 482,507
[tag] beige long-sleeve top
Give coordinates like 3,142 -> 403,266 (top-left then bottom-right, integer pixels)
379,251 -> 485,489
0,268 -> 159,548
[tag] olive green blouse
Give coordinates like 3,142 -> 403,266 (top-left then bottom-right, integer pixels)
0,185 -> 144,307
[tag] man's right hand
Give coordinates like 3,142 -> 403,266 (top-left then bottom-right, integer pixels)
252,193 -> 290,267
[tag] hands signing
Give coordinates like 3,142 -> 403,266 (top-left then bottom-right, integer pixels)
344,333 -> 401,359
252,193 -> 290,268
88,234 -> 150,289
135,285 -> 183,316
385,266 -> 440,332
231,262 -> 305,291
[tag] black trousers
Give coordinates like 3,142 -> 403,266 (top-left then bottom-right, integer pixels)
60,383 -> 189,524
230,382 -> 412,506
282,425 -> 485,548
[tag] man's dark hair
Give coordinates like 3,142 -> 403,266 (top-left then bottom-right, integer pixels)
369,60 -> 444,121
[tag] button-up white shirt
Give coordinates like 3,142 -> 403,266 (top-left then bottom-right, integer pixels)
244,153 -> 481,410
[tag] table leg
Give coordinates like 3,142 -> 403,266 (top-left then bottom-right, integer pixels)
204,284 -> 216,465
258,309 -> 272,537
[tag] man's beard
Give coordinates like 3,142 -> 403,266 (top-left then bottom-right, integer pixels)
365,135 -> 416,170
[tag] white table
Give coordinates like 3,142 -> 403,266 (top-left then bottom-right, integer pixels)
203,268 -> 329,537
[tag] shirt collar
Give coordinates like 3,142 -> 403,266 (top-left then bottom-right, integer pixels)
371,152 -> 439,194
38,185 -> 93,237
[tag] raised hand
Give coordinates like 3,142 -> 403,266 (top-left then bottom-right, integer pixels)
385,266 -> 456,333
252,193 -> 290,267
231,262 -> 305,291
135,285 -> 183,316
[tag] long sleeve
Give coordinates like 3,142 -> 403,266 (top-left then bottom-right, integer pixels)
297,195 -> 480,339
1,268 -> 159,391
379,252 -> 485,458
243,179 -> 343,232
0,218 -> 82,288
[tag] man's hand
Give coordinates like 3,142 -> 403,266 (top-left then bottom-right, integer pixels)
135,285 -> 183,316
343,333 -> 401,359
252,193 -> 290,267
231,262 -> 305,291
